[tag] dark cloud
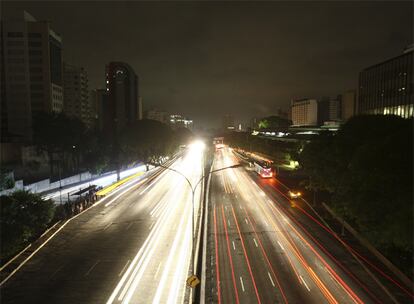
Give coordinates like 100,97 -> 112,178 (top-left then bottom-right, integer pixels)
3,1 -> 413,127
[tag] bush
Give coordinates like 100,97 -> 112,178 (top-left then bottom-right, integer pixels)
0,191 -> 55,261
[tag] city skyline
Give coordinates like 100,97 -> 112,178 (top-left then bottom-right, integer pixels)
0,3 -> 413,304
3,1 -> 412,127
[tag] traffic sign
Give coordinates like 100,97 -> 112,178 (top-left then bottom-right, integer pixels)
186,275 -> 200,288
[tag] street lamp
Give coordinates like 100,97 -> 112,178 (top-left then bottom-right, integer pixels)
152,158 -> 241,286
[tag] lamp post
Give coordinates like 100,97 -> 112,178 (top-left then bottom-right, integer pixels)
153,159 -> 241,284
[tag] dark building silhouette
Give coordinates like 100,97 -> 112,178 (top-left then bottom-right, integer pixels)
317,97 -> 330,126
105,62 -> 141,136
358,46 -> 413,118
1,10 -> 63,143
90,88 -> 108,131
341,90 -> 356,121
222,114 -> 234,130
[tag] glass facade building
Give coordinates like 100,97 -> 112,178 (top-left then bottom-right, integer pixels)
358,48 -> 413,118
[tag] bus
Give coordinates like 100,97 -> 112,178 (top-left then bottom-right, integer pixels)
213,137 -> 224,150
254,161 -> 273,178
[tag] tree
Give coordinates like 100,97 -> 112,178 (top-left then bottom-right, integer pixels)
0,191 -> 55,260
300,115 -> 413,272
82,130 -> 111,174
0,170 -> 15,191
258,116 -> 292,130
33,112 -> 89,177
119,119 -> 177,167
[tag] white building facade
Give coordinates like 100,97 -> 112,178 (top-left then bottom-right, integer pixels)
291,99 -> 318,126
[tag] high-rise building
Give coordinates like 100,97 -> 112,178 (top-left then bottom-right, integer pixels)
341,90 -> 356,121
249,117 -> 259,130
105,62 -> 141,135
145,108 -> 169,124
90,88 -> 109,131
63,63 -> 92,128
328,97 -> 342,121
1,10 -> 63,142
222,114 -> 234,130
358,46 -> 413,118
317,97 -> 330,125
291,99 -> 318,126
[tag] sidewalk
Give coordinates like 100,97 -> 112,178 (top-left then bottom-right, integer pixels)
42,165 -> 147,203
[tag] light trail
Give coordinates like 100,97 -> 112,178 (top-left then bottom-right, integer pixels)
221,205 -> 240,304
221,148 -> 366,304
242,206 -> 289,304
214,207 -> 222,304
271,183 -> 414,301
106,148 -> 204,304
231,206 -> 262,304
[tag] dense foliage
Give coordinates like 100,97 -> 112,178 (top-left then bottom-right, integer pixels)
0,191 -> 55,261
33,112 -> 93,176
33,113 -> 192,176
258,116 -> 292,129
120,119 -> 176,165
300,115 -> 413,271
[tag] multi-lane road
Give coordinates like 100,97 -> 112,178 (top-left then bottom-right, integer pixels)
207,147 -> 411,304
1,143 -> 412,304
1,144 -> 204,304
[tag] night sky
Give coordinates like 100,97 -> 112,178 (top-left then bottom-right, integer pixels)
3,1 -> 413,128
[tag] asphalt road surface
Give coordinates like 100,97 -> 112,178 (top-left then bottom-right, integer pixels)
1,145 -> 204,304
207,147 -> 404,304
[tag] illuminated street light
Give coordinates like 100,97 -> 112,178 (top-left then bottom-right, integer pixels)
151,152 -> 241,289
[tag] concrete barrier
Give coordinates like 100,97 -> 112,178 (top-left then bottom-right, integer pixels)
0,165 -> 143,197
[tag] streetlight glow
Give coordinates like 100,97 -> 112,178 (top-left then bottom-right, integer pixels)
189,140 -> 205,153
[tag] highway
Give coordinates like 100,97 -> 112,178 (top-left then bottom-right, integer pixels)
1,144 -> 204,304
208,146 -> 400,304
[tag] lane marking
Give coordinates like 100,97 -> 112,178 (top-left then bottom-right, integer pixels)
50,265 -> 64,279
126,222 -> 134,230
104,178 -> 147,207
139,183 -> 153,195
263,219 -> 268,227
253,238 -> 258,247
268,272 -> 275,287
214,207 -> 222,304
239,205 -> 243,210
0,244 -> 31,272
103,223 -> 112,231
221,206 -> 240,304
151,198 -> 170,218
40,221 -> 61,238
300,275 -> 311,292
85,260 -> 100,277
240,276 -> 245,292
245,218 -> 248,224
154,262 -> 162,279
232,241 -> 236,251
120,177 -> 189,303
277,241 -> 285,251
228,220 -> 231,227
103,160 -> 188,303
0,172 -> 146,288
119,260 -> 131,277
231,206 -> 261,303
115,186 -> 177,302
149,221 -> 155,230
